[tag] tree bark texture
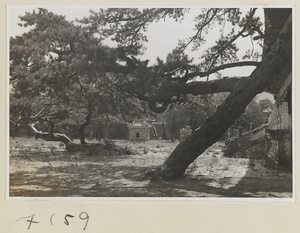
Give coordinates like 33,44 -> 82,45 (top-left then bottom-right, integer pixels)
77,112 -> 92,144
148,10 -> 292,180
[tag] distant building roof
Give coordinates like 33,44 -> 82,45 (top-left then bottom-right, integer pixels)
128,118 -> 151,127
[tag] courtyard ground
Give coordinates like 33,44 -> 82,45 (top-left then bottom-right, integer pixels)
9,137 -> 292,198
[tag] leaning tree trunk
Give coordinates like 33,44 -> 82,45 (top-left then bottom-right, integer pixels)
147,9 -> 292,180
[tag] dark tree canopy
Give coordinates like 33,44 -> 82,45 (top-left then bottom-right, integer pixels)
10,8 -> 151,143
79,8 -> 267,113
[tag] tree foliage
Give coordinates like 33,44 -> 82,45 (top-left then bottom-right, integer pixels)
10,7 -> 292,180
236,97 -> 274,130
10,8 -> 149,143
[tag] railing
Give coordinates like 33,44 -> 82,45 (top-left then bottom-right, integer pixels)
227,102 -> 289,143
224,102 -> 290,157
243,123 -> 269,142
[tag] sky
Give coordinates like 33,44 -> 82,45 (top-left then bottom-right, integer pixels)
8,5 -> 197,64
8,6 -> 260,67
7,5 -> 274,101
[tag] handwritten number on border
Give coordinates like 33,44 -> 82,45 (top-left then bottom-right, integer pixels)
17,212 -> 89,230
79,212 -> 89,230
64,214 -> 75,226
16,214 -> 39,230
50,214 -> 56,225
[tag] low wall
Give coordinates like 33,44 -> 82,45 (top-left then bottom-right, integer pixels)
128,126 -> 150,141
265,129 -> 292,170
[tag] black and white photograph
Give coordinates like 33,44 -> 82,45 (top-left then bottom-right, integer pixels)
8,6 -> 293,198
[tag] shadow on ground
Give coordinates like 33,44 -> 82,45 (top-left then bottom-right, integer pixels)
9,148 -> 292,198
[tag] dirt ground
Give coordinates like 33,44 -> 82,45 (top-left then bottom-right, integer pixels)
9,137 -> 292,198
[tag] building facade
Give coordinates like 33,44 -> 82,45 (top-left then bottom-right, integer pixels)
127,119 -> 151,141
265,72 -> 292,170
224,72 -> 292,170
127,119 -> 168,141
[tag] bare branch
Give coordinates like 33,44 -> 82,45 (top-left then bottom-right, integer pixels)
207,8 -> 260,70
177,9 -> 218,54
31,107 -> 46,119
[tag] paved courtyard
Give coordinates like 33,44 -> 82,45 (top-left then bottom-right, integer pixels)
185,155 -> 292,198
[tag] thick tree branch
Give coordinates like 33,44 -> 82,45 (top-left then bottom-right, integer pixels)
122,60 -> 259,113
167,77 -> 244,95
185,61 -> 260,80
146,77 -> 243,113
29,123 -> 72,145
146,60 -> 259,113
